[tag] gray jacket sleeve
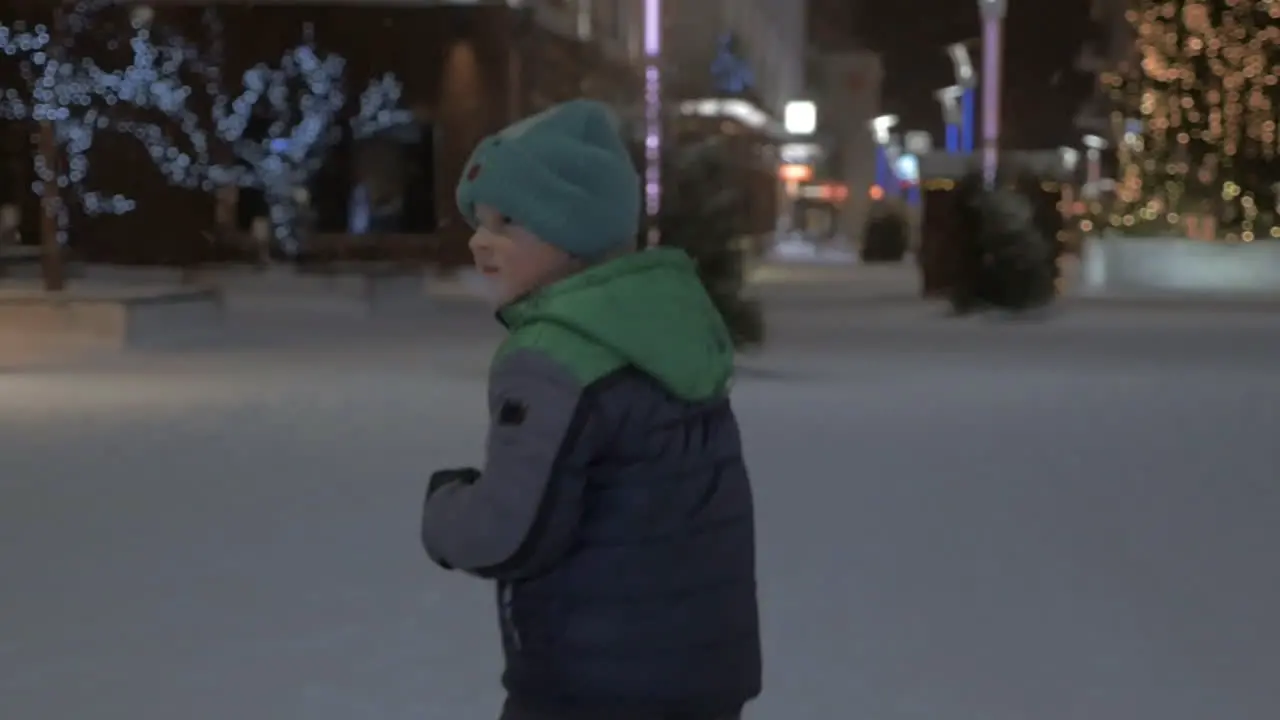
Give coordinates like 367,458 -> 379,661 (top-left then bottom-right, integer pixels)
421,348 -> 596,580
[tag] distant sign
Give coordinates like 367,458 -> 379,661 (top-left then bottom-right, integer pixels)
784,101 -> 816,135
894,154 -> 920,184
904,131 -> 933,155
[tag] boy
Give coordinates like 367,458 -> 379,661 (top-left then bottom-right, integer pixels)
420,99 -> 761,720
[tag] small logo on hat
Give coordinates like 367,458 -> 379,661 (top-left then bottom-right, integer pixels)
467,163 -> 482,181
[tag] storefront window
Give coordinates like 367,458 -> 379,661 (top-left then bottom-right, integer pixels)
348,122 -> 435,235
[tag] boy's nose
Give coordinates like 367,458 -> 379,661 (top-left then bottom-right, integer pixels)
468,230 -> 491,255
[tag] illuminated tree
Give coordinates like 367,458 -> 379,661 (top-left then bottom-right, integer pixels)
0,0 -> 197,288
1,2 -> 414,282
140,15 -> 413,256
1105,0 -> 1280,240
123,15 -> 345,255
350,73 -> 415,141
125,14 -> 410,256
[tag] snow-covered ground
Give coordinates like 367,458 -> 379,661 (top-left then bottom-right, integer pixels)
768,235 -> 858,264
2,291 -> 1279,720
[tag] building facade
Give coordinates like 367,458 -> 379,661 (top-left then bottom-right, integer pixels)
814,50 -> 882,242
807,0 -> 859,53
651,0 -> 807,239
1,0 -> 812,265
661,0 -> 806,123
1075,0 -> 1129,137
801,0 -> 880,242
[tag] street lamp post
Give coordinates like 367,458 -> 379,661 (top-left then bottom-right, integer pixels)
978,0 -> 1007,187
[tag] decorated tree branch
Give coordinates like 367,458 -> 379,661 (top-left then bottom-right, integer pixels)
0,0 -> 202,286
129,14 -> 413,257
0,3 -> 418,283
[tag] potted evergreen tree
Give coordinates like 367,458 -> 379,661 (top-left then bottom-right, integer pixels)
656,137 -> 764,348
950,171 -> 1055,315
861,198 -> 912,262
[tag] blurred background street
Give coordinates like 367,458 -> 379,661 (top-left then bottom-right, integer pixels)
3,0 -> 1279,718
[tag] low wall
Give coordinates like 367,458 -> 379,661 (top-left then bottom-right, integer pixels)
198,266 -> 435,315
0,285 -> 222,364
1080,236 -> 1280,296
18,265 -> 439,315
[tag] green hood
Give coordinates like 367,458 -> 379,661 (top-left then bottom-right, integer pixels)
497,248 -> 733,401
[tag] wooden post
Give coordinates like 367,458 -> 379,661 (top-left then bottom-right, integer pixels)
34,2 -> 68,291
38,119 -> 65,291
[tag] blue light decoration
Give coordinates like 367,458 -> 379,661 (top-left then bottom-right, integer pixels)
945,123 -> 959,153
875,146 -> 900,199
895,153 -> 920,207
154,24 -> 409,254
710,32 -> 754,95
229,52 -> 345,253
348,73 -> 417,235
350,73 -> 415,141
188,20 -> 350,255
0,4 -> 410,255
961,87 -> 976,153
0,0 -> 199,243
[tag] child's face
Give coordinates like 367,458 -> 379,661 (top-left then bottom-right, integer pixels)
469,204 -> 577,307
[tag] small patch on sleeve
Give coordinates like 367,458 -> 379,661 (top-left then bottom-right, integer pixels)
497,398 -> 527,426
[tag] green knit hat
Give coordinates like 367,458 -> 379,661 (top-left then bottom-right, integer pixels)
456,99 -> 640,259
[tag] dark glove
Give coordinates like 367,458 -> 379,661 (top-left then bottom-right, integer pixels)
422,467 -> 480,570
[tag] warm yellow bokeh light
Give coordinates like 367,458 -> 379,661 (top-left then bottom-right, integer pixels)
1106,0 -> 1278,239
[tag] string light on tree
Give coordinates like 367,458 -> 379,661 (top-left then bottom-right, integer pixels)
0,0 -> 196,243
213,59 -> 415,253
351,73 -> 415,140
1106,0 -> 1280,241
135,18 -> 410,255
220,36 -> 346,254
2,4 -> 413,256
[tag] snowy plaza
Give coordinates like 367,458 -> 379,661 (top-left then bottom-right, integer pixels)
2,278 -> 1279,720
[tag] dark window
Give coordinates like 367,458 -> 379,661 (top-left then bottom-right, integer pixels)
347,121 -> 435,235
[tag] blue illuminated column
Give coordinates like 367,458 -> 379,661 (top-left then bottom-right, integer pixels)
961,87 -> 976,152
901,131 -> 930,208
870,115 -> 901,198
898,154 -> 920,206
935,86 -> 963,154
945,43 -> 978,155
881,134 -> 907,203
875,148 -> 891,193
